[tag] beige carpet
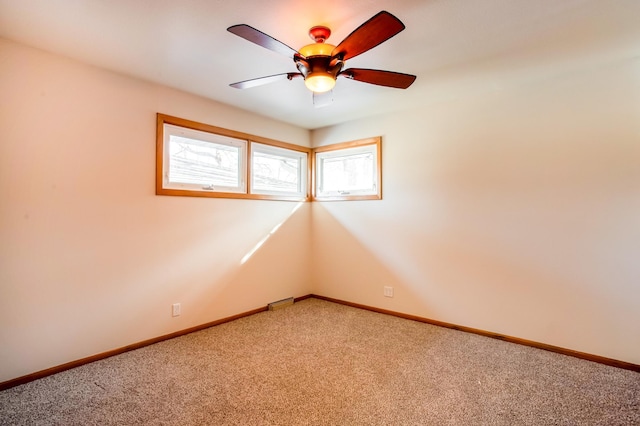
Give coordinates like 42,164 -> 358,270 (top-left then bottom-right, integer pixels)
1,298 -> 639,425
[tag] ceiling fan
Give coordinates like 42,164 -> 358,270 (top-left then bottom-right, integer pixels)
227,11 -> 416,103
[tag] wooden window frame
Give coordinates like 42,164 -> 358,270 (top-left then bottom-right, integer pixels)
311,137 -> 382,201
156,114 -> 311,202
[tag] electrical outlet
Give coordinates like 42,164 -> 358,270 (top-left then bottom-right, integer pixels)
172,303 -> 181,317
383,286 -> 394,298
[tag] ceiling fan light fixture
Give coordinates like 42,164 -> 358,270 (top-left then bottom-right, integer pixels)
304,74 -> 336,93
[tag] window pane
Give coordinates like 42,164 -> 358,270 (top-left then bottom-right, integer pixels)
252,150 -> 301,193
250,142 -> 307,197
320,152 -> 374,193
313,138 -> 381,200
168,135 -> 240,188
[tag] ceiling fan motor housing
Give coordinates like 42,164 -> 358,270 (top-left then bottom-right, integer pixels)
295,56 -> 343,77
296,32 -> 342,93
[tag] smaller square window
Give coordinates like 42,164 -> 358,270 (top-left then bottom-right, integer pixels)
313,137 -> 381,201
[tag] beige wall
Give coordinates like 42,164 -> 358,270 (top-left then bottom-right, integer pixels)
2,37 -> 639,383
310,57 -> 640,364
0,39 -> 312,382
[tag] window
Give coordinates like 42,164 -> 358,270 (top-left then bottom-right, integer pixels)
163,124 -> 246,193
251,142 -> 307,198
157,114 -> 310,201
157,114 -> 381,202
313,137 -> 382,201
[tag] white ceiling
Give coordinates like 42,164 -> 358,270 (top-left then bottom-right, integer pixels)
1,0 -> 639,129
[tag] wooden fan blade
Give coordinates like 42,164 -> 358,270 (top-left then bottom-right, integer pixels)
227,24 -> 299,58
339,68 -> 416,89
230,73 -> 302,89
331,11 -> 405,61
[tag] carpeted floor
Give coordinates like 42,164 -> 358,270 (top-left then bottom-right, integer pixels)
1,298 -> 639,425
